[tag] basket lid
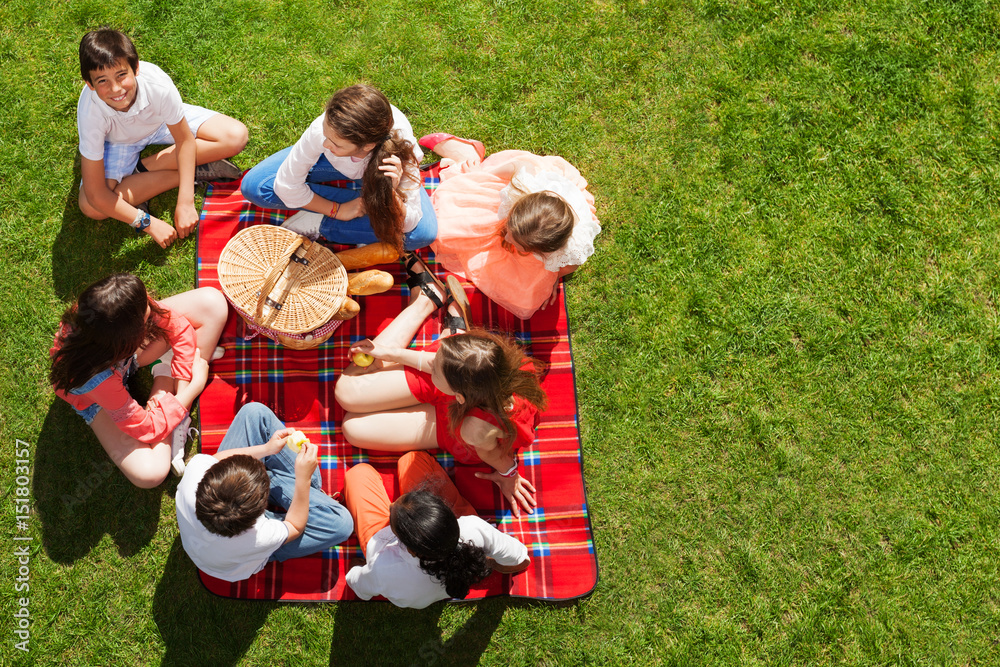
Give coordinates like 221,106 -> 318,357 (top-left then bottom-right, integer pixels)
217,225 -> 348,334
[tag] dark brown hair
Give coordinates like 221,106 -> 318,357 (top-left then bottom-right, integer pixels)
195,455 -> 271,537
50,274 -> 168,393
390,490 -> 492,599
79,29 -> 139,83
324,85 -> 418,254
437,329 -> 548,454
500,191 -> 576,254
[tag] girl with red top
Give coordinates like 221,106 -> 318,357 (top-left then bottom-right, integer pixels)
335,257 -> 547,517
49,274 -> 228,488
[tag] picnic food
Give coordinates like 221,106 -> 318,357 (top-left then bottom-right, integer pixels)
286,429 -> 310,452
353,352 -> 375,367
347,270 -> 394,296
331,297 -> 361,321
335,242 -> 400,270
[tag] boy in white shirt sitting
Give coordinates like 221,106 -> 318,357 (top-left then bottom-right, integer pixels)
76,28 -> 248,248
175,403 -> 353,582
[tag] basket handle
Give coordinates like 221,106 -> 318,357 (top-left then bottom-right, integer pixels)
254,235 -> 309,322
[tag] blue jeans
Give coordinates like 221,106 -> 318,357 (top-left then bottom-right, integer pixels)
240,146 -> 438,250
216,402 -> 353,561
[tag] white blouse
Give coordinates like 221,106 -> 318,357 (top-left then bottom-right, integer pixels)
273,109 -> 424,232
497,168 -> 601,271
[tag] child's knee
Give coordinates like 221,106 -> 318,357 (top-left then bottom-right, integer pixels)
397,450 -> 431,470
124,462 -> 169,489
403,221 -> 437,251
334,378 -> 360,413
344,462 -> 376,487
202,287 -> 229,320
222,118 -> 249,154
339,413 -> 361,444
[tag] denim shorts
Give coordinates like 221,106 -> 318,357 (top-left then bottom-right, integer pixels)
70,355 -> 138,424
102,104 -> 218,182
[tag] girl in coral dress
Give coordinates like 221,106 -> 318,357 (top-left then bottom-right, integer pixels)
423,134 -> 601,319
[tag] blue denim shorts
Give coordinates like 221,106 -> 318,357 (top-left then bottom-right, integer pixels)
70,355 -> 138,424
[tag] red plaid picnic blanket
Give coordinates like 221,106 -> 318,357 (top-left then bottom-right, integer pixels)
193,168 -> 597,602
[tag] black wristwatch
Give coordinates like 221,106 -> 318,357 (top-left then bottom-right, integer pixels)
131,209 -> 151,233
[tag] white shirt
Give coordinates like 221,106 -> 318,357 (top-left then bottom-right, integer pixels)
346,516 -> 529,609
497,168 -> 601,271
77,61 -> 185,161
175,454 -> 289,582
273,110 -> 425,232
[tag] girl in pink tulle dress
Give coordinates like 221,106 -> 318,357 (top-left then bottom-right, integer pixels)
422,134 -> 601,319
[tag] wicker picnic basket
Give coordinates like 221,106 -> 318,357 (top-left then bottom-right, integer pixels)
217,225 -> 349,350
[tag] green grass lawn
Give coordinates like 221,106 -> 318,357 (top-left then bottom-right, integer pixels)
4,0 -> 1000,664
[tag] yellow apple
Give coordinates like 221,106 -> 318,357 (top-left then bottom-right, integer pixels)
286,430 -> 310,452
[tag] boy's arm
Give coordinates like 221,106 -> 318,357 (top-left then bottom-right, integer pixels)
166,119 -> 198,239
212,427 -> 295,462
281,439 -> 319,542
80,157 -> 178,248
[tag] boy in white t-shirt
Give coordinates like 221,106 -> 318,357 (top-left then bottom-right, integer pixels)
76,29 -> 249,248
175,403 -> 353,582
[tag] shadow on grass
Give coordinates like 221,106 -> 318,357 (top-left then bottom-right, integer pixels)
153,537 -> 275,667
33,399 -> 165,563
52,157 -> 172,300
328,598 -> 505,666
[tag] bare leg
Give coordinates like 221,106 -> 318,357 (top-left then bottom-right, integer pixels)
78,173 -> 181,219
88,374 -> 176,488
335,262 -> 444,411
341,405 -> 439,451
156,287 -> 228,363
141,114 -> 248,172
432,138 -> 483,164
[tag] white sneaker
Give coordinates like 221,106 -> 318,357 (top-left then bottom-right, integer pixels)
170,453 -> 186,477
170,415 -> 193,476
280,210 -> 323,240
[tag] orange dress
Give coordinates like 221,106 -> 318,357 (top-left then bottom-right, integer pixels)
430,150 -> 600,319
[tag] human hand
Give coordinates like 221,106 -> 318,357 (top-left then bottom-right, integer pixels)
541,279 -> 560,309
349,338 -> 393,370
337,197 -> 365,220
294,439 -> 319,480
474,470 -> 536,518
189,351 -> 210,390
174,201 -> 199,239
146,217 -> 177,249
263,427 -> 296,456
378,155 -> 403,190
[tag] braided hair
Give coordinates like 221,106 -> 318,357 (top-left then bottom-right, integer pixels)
390,490 -> 493,599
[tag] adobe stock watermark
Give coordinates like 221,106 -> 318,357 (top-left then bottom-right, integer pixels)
12,439 -> 32,653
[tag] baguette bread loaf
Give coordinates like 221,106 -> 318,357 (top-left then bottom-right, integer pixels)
331,297 -> 361,321
335,242 -> 400,270
347,270 -> 394,296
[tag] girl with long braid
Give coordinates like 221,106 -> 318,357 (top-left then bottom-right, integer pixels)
344,451 -> 530,608
241,84 -> 436,252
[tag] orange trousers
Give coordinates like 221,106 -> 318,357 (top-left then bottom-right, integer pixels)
343,451 -> 477,556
